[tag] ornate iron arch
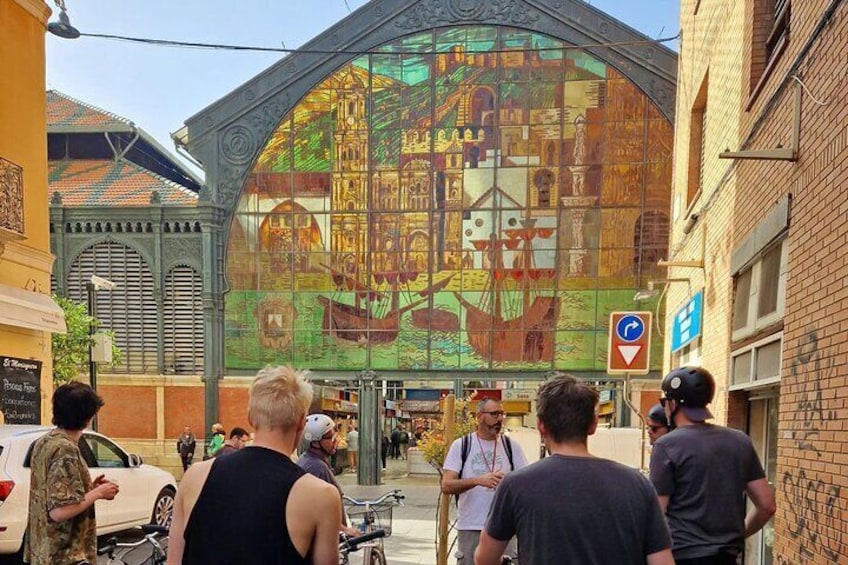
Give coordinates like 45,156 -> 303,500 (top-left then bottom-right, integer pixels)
181,0 -> 676,217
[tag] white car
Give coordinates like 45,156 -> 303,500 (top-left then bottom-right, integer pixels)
0,425 -> 177,559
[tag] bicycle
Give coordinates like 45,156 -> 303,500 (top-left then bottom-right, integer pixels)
97,523 -> 169,565
339,530 -> 387,565
342,489 -> 405,565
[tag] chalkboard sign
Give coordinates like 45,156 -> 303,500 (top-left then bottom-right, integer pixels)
0,356 -> 42,424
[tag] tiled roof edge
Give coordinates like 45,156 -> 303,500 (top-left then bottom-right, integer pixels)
47,90 -> 134,130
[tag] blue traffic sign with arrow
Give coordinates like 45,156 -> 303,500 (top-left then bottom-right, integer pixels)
616,314 -> 645,342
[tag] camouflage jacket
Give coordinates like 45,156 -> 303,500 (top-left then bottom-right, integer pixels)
24,429 -> 96,565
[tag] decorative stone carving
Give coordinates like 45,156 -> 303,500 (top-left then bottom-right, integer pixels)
395,0 -> 539,29
217,166 -> 250,210
246,97 -> 290,133
51,191 -> 63,206
198,185 -> 214,203
0,156 -> 24,236
150,190 -> 162,204
220,124 -> 256,165
163,237 -> 202,271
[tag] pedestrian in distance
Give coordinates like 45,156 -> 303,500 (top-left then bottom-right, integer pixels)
380,431 -> 389,470
177,426 -> 196,471
168,366 -> 342,565
440,397 -> 528,565
475,375 -> 673,565
25,381 -> 120,565
213,427 -> 250,458
650,366 -> 776,565
390,425 -> 401,459
399,425 -> 411,460
297,413 -> 360,537
205,422 -> 225,459
646,403 -> 670,446
346,423 -> 359,470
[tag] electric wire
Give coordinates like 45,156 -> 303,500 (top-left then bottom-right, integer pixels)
792,75 -> 828,106
77,31 -> 680,56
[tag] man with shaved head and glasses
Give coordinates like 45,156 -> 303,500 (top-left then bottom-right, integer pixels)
440,397 -> 528,564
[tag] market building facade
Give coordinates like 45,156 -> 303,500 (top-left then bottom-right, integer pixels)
176,0 -> 678,430
47,0 -> 679,476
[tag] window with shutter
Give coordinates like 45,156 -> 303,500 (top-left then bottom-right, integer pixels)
66,242 -> 157,373
163,266 -> 204,374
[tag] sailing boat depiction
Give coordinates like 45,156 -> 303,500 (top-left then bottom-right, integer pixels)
318,265 -> 455,344
455,217 -> 558,363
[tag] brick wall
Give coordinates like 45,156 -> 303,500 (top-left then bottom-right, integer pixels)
97,375 -> 254,477
670,1 -> 848,563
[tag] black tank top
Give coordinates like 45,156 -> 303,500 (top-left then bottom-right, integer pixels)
182,446 -> 309,564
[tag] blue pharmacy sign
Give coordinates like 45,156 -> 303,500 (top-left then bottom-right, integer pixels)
671,291 -> 703,353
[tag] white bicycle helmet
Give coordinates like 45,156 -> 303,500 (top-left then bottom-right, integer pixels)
303,414 -> 336,442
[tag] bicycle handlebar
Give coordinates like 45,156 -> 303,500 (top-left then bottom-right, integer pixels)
141,523 -> 170,536
96,525 -> 169,557
342,489 -> 405,506
340,529 -> 387,551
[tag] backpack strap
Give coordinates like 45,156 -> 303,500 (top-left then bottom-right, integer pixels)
454,434 -> 472,507
458,434 -> 471,479
503,435 -> 514,471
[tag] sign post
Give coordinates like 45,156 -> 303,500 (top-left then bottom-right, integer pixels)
607,312 -> 652,375
607,312 -> 652,468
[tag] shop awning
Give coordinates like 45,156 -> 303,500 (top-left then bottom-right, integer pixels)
0,283 -> 67,333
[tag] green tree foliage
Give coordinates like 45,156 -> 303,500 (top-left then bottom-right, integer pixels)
51,295 -> 121,384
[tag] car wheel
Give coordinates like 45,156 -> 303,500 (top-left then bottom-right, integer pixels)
151,487 -> 176,528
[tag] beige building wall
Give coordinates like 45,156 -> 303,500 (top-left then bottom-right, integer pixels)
669,0 -> 848,563
665,0 -> 747,423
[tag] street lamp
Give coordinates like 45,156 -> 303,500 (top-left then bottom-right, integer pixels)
87,275 -> 116,429
47,0 -> 80,39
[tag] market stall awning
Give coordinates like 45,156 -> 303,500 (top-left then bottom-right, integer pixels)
0,283 -> 67,333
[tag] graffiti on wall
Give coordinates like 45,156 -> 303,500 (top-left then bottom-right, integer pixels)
224,26 -> 673,371
782,328 -> 844,562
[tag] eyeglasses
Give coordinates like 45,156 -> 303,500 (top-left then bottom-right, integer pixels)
480,410 -> 506,418
648,425 -> 666,433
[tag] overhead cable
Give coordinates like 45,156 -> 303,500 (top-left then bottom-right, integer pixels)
78,31 -> 681,56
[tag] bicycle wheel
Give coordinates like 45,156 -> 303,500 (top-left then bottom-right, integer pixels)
364,546 -> 386,565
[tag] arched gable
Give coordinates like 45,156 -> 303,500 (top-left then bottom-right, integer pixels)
180,0 -> 676,215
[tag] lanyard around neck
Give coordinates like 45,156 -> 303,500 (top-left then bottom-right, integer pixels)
476,434 -> 498,474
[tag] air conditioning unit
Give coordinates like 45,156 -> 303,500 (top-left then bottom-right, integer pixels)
92,333 -> 113,364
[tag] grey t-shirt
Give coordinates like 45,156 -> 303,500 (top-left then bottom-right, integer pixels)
296,450 -> 341,492
650,423 -> 766,559
486,455 -> 670,565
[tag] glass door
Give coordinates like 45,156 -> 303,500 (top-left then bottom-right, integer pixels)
745,390 -> 779,565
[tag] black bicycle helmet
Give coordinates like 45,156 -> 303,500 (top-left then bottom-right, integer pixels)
647,403 -> 669,428
661,366 -> 715,407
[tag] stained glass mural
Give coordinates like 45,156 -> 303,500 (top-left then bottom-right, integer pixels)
225,26 -> 672,372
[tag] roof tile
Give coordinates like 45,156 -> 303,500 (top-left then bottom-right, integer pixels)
47,91 -> 132,131
48,160 -> 198,207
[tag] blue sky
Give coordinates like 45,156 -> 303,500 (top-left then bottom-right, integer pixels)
46,0 -> 679,177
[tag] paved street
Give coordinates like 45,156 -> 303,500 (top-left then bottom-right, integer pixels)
339,457 -> 445,565
97,456 -> 445,564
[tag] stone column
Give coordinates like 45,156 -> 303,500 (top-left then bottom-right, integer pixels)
357,369 -> 381,486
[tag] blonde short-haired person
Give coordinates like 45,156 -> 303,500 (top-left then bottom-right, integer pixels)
168,366 -> 342,565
